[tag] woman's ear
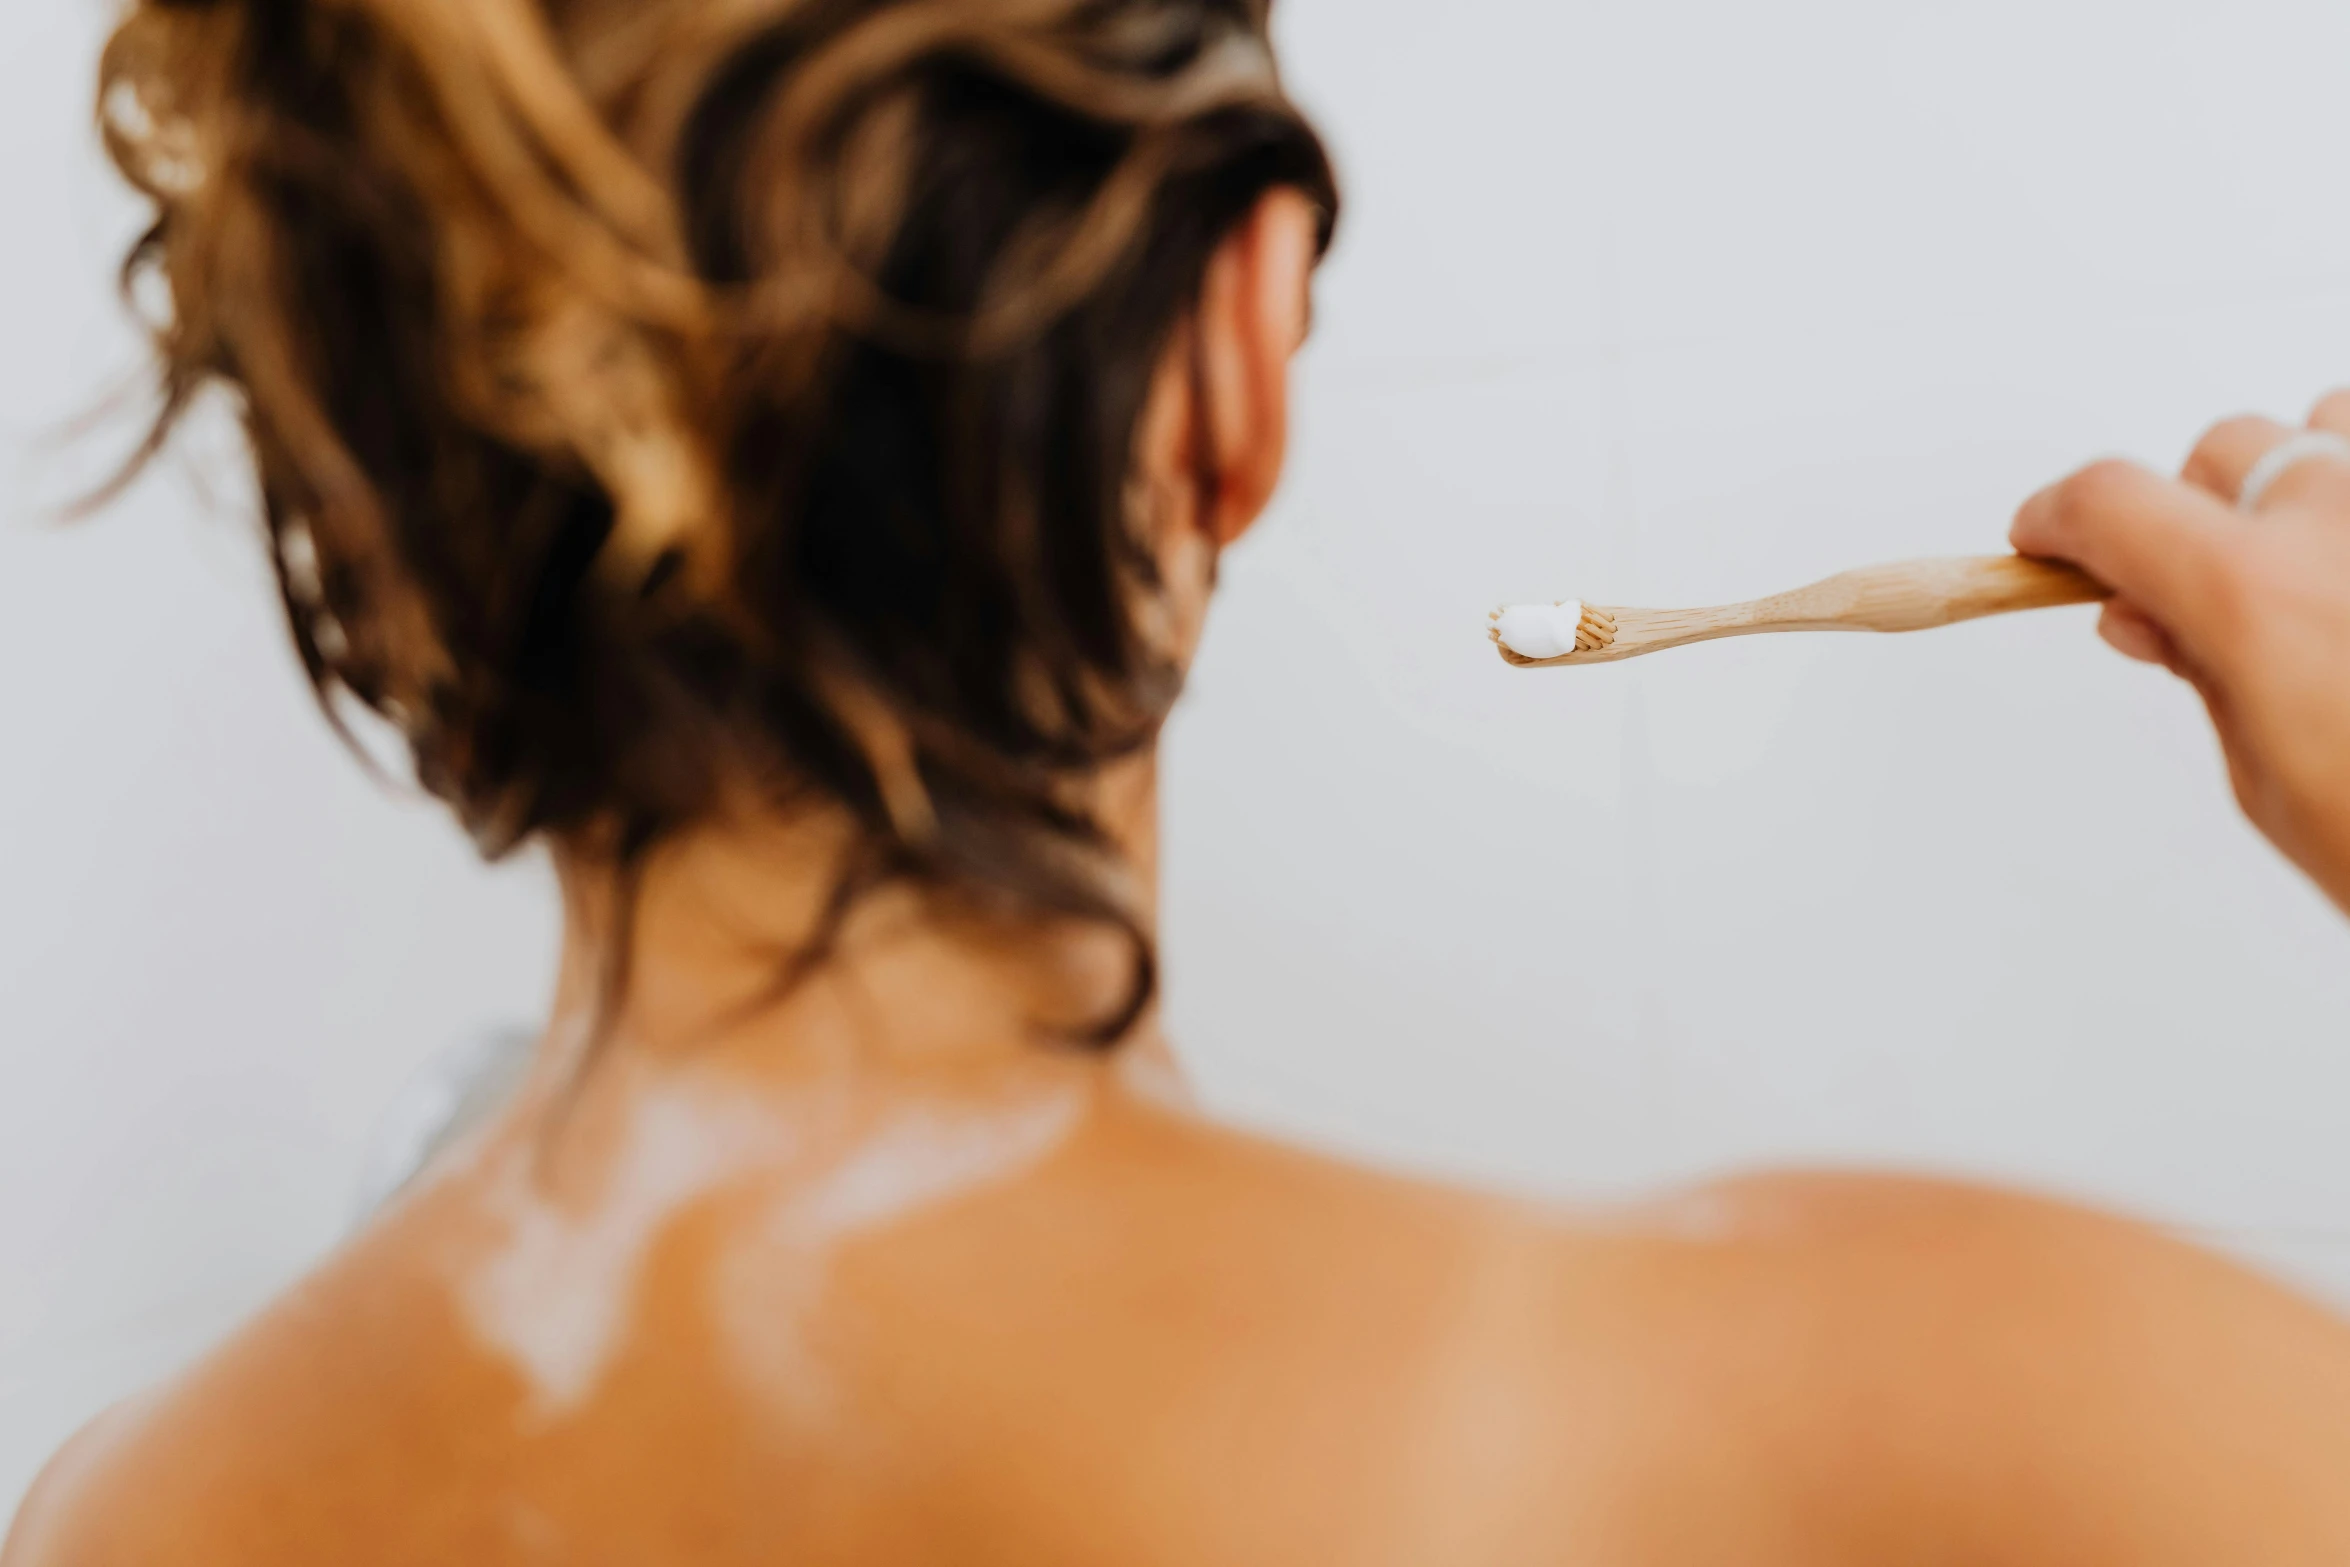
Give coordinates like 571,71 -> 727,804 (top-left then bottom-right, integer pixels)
1179,187 -> 1320,546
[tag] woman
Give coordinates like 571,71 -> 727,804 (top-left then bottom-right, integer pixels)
13,0 -> 2350,1559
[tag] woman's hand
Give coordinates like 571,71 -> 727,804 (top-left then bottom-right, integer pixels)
2012,394 -> 2350,915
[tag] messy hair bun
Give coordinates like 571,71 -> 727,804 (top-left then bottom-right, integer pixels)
97,0 -> 1336,1040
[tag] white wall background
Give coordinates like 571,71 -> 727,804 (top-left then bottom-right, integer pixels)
11,0 -> 2350,1521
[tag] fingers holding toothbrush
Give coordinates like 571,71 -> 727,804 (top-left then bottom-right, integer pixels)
2010,455 -> 2242,674
2012,396 -> 2350,916
2093,414 -> 2299,672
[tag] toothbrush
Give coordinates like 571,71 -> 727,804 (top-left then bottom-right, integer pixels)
1488,555 -> 2107,668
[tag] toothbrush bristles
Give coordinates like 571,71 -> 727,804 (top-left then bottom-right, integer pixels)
1488,602 -> 1619,662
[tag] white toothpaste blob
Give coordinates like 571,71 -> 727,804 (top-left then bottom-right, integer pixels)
1494,601 -> 1585,660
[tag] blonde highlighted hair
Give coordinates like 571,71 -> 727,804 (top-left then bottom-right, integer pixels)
98,0 -> 1336,1039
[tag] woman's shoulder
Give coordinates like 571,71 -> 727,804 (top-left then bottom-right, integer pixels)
1128,1133 -> 2350,1562
1505,1167 -> 2350,1561
3,1400 -> 148,1567
0,1206 -> 513,1567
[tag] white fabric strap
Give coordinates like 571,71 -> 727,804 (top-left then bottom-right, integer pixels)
2237,431 -> 2350,512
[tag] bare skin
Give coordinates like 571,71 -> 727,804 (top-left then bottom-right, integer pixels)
2013,398 -> 2350,919
16,193 -> 2350,1565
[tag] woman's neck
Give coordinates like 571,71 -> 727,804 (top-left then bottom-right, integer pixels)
432,766 -> 1177,1424
537,752 -> 1175,1095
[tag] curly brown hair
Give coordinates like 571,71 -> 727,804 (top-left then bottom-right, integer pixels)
96,0 -> 1337,1041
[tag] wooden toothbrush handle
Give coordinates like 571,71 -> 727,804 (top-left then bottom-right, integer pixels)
1754,555 -> 2109,633
1545,555 -> 2112,666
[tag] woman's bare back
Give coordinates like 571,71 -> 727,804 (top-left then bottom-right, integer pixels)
16,1046 -> 2350,1567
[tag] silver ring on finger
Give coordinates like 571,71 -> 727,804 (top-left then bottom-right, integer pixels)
2236,430 -> 2350,512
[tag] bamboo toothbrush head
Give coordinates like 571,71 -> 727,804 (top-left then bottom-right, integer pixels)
1488,602 -> 1617,666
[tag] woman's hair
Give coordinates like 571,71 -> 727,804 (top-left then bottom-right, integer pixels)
96,0 -> 1336,1040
